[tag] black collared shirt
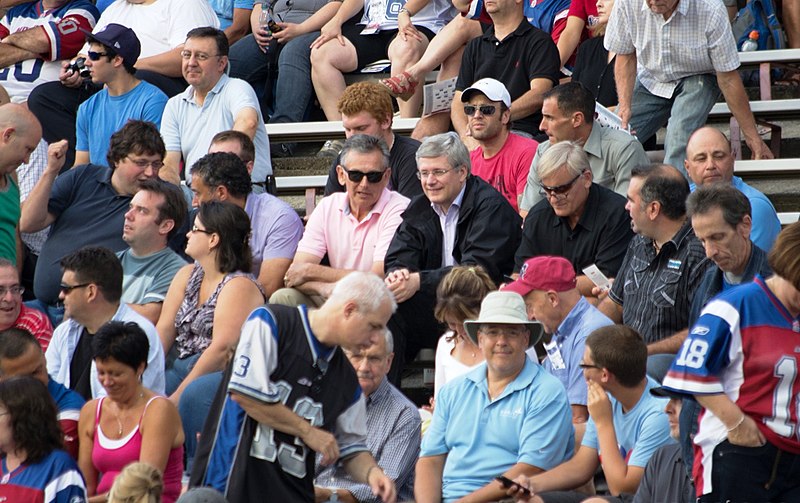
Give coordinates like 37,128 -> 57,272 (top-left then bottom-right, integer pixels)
456,19 -> 560,139
515,183 -> 633,276
609,221 -> 711,344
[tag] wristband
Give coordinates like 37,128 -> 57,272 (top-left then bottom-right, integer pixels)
727,414 -> 745,432
399,7 -> 412,16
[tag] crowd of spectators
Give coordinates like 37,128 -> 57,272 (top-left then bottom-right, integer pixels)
0,0 -> 797,500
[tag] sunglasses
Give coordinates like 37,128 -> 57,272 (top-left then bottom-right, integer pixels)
464,105 -> 497,116
87,51 -> 110,61
538,173 -> 583,198
60,283 -> 91,294
342,167 -> 386,184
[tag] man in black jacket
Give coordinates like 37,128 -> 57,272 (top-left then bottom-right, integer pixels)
384,132 -> 522,374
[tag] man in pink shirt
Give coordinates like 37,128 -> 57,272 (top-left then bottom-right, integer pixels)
0,259 -> 52,351
462,78 -> 537,213
270,135 -> 410,308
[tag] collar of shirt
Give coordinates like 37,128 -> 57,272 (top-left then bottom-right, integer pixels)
366,377 -> 392,407
466,357 -> 540,400
639,0 -> 688,20
431,183 -> 466,219
481,18 -> 532,44
341,187 -> 392,220
582,122 -> 604,159
181,73 -> 229,106
554,297 -> 592,342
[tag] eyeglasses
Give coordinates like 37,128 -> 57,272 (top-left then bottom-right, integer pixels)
464,104 -> 497,116
538,173 -> 583,199
342,166 -> 386,184
0,285 -> 23,297
191,225 -> 213,234
59,283 -> 91,294
180,51 -> 220,61
126,158 -> 163,170
579,362 -> 601,370
125,157 -> 164,170
416,167 -> 458,180
87,51 -> 109,61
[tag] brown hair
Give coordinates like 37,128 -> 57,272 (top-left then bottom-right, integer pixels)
769,222 -> 800,291
585,325 -> 647,387
435,266 -> 496,324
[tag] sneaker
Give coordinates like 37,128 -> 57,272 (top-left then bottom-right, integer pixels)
270,142 -> 295,158
317,139 -> 345,158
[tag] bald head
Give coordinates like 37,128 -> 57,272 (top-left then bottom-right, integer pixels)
684,127 -> 734,187
0,103 -> 42,174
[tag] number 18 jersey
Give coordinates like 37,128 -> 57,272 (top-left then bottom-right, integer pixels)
663,275 -> 800,495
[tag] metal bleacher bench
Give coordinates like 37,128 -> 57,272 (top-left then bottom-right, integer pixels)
265,117 -> 420,144
708,49 -> 800,158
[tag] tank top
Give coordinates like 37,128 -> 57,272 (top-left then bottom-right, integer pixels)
92,396 -> 184,503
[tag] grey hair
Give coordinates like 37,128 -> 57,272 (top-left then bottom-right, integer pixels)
330,271 -> 397,314
382,328 -> 394,354
415,132 -> 471,175
536,141 -> 590,180
340,134 -> 390,169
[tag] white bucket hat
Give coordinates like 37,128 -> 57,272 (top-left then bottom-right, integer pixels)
463,291 -> 543,347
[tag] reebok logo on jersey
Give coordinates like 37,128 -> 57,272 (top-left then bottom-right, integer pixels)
297,377 -> 313,387
691,326 -> 710,336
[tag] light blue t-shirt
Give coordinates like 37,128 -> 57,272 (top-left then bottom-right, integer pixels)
582,377 -> 674,468
245,192 -> 304,274
421,358 -> 574,502
209,0 -> 252,30
76,80 -> 168,166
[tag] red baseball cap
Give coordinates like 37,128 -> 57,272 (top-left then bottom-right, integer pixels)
504,256 -> 577,296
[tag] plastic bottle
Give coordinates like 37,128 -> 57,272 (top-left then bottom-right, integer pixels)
259,0 -> 272,37
741,30 -> 759,52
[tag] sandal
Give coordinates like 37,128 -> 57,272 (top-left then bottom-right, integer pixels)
380,71 -> 419,101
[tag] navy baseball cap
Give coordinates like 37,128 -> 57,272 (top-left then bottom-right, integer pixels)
80,23 -> 141,67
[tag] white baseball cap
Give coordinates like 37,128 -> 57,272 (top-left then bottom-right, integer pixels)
461,78 -> 512,108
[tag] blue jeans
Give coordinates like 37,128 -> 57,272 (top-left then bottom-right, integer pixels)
629,73 -> 720,177
646,353 -> 675,383
229,31 -> 318,124
178,370 -> 223,474
164,351 -> 201,396
24,299 -> 64,328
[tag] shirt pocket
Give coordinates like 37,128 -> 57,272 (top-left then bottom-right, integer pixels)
652,269 -> 682,308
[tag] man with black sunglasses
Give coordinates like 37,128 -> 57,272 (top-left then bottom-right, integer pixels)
73,24 -> 168,168
519,82 -> 649,217
269,134 -> 409,309
514,141 -> 633,297
461,78 -> 537,213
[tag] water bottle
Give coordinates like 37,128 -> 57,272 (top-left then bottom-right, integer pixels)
259,0 -> 272,37
741,30 -> 759,52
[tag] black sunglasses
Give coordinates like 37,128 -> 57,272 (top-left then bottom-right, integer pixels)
60,282 -> 91,294
538,173 -> 583,197
342,166 -> 386,184
464,104 -> 497,116
87,51 -> 110,61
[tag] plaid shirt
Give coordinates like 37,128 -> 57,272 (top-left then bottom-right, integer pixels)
315,378 -> 421,502
16,139 -> 49,255
605,0 -> 740,98
609,221 -> 711,344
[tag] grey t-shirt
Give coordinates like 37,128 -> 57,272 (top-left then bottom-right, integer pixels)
118,247 -> 188,305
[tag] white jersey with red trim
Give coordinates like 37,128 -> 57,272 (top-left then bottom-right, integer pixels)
0,0 -> 98,102
662,275 -> 800,496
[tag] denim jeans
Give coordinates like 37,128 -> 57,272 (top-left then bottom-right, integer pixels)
24,299 -> 64,328
178,370 -> 223,474
646,353 -> 675,383
229,31 -> 319,124
629,73 -> 720,177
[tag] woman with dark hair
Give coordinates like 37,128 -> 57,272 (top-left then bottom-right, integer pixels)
0,376 -> 87,502
156,201 -> 266,403
78,322 -> 184,503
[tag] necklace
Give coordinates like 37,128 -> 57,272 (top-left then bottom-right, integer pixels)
112,390 -> 145,437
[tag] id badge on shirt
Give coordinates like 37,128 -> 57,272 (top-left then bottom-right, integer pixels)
543,339 -> 566,370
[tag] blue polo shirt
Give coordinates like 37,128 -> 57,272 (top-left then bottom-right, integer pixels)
421,358 -> 574,502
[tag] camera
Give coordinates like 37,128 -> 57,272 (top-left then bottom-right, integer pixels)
67,57 -> 90,78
